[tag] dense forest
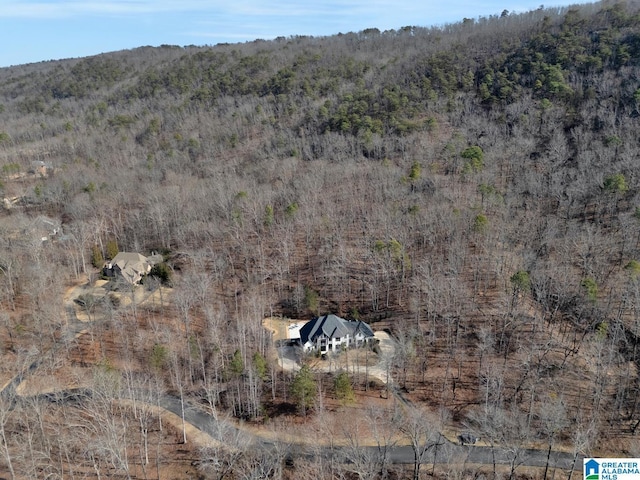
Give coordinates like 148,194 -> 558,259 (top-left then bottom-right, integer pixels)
1,1 -> 640,478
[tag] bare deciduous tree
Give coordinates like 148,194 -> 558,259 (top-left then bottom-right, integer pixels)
400,405 -> 444,480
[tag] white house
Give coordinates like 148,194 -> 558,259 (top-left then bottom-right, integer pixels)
299,314 -> 374,354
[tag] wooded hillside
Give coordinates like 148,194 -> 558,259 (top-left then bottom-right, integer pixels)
1,1 -> 640,478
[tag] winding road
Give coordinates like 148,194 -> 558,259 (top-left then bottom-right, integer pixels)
0,281 -> 584,474
158,391 -> 582,471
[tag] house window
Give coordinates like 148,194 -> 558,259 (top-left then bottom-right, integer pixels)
335,337 -> 340,342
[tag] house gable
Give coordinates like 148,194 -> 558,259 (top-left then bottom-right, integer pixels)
105,252 -> 152,284
300,314 -> 374,353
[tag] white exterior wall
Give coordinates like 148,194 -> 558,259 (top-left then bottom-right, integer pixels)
303,329 -> 371,353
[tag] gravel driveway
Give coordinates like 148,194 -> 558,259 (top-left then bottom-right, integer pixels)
276,330 -> 396,384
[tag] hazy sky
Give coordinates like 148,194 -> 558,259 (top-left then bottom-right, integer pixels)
1,0 -> 583,68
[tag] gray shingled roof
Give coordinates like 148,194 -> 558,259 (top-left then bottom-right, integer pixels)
353,320 -> 374,338
299,314 -> 374,344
